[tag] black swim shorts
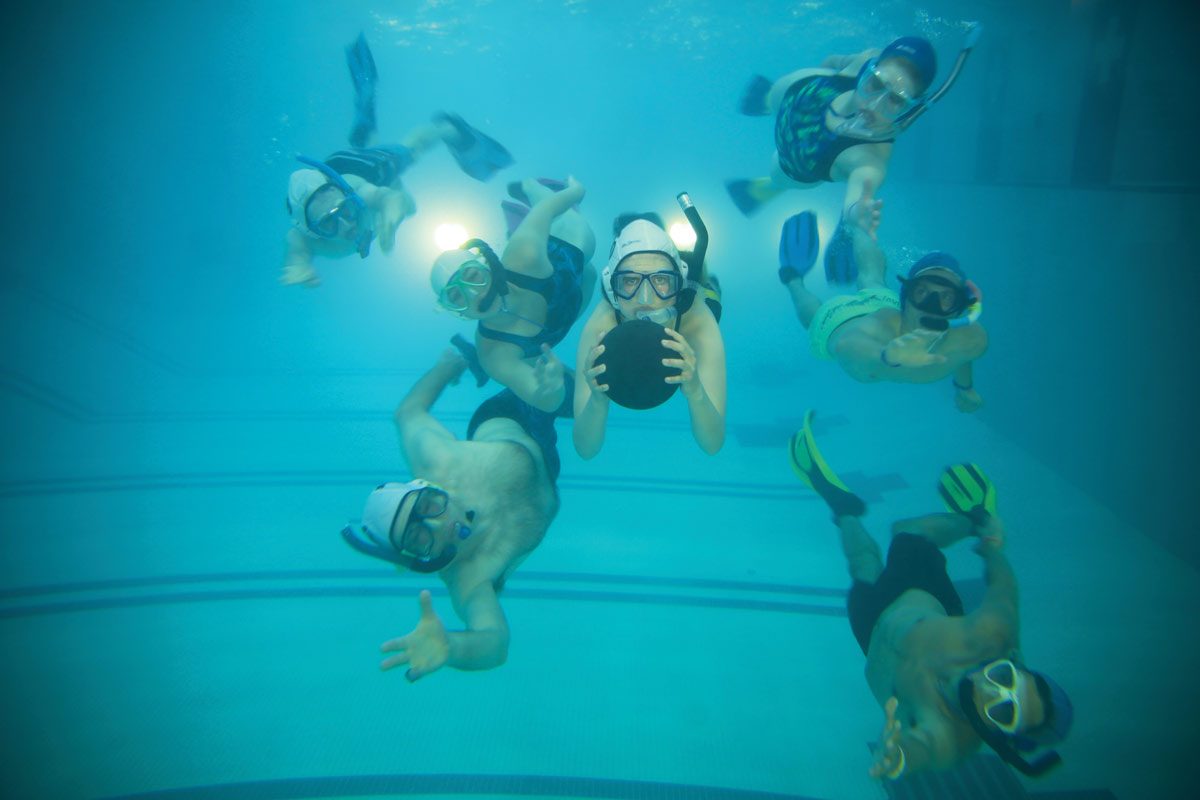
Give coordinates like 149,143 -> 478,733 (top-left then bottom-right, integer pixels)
467,388 -> 561,484
847,533 -> 965,655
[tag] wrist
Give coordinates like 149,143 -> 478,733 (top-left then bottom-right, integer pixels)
953,378 -> 973,391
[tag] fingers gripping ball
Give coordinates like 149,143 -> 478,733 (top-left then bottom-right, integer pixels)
593,319 -> 681,410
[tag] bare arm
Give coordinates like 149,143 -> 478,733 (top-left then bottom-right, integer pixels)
281,228 -> 319,286
395,350 -> 467,474
822,48 -> 881,75
443,578 -> 511,671
572,305 -> 613,459
676,306 -> 726,455
502,178 -> 587,278
479,339 -> 566,414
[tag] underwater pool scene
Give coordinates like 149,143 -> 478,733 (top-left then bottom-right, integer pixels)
2,1 -> 1198,798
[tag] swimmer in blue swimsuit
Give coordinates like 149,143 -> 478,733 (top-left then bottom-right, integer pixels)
431,176 -> 597,415
728,37 -> 938,214
725,37 -> 940,285
283,34 -> 513,287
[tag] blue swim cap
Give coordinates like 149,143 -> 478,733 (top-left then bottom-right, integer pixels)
1015,672 -> 1074,752
881,36 -> 937,94
907,251 -> 965,282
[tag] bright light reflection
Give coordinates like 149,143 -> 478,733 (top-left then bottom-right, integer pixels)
434,222 -> 469,251
669,222 -> 696,251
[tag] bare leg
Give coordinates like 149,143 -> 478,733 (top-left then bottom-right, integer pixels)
837,515 -> 884,584
520,178 -> 596,262
401,121 -> 458,157
784,278 -> 824,330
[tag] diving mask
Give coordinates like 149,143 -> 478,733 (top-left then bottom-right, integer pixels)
341,479 -> 473,574
977,659 -> 1027,733
305,184 -> 363,239
612,269 -> 682,302
438,261 -> 491,314
855,58 -> 921,121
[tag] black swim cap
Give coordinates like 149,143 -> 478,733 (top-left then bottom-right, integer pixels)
594,319 -> 680,410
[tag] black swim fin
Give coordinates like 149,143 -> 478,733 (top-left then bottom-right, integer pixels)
738,74 -> 773,116
823,215 -> 859,285
346,33 -> 378,148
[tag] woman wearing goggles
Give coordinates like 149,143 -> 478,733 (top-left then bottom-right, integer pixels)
429,176 -> 597,415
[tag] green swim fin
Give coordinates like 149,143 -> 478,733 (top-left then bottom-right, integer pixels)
938,463 -> 996,525
788,410 -> 865,519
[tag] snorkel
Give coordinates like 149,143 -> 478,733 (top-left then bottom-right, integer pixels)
295,155 -> 374,258
836,22 -> 983,141
957,676 -> 1064,777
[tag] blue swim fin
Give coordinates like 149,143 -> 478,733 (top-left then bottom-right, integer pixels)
725,179 -> 765,217
778,211 -> 819,285
823,215 -> 859,285
500,200 -> 530,237
346,33 -> 378,148
434,112 -> 514,181
739,74 -> 773,116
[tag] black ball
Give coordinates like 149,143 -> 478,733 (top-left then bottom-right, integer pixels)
595,319 -> 681,410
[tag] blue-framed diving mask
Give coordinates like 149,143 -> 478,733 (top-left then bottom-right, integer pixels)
295,155 -> 373,258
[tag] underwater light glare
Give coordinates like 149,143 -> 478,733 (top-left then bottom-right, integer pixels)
434,223 -> 469,251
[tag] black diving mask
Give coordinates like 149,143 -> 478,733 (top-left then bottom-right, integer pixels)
900,274 -> 974,317
612,269 -> 682,301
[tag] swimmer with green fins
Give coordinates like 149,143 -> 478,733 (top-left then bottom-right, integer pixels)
788,414 -> 1074,780
282,33 -> 514,287
430,176 -> 597,414
574,195 -> 727,457
776,181 -> 987,412
728,26 -> 981,285
341,347 -> 563,680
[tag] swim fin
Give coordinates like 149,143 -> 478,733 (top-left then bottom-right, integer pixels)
739,74 -> 773,116
501,199 -> 530,237
823,215 -> 859,285
725,178 -> 766,217
450,334 -> 489,387
434,112 -> 514,181
788,410 -> 866,519
778,211 -> 819,285
346,33 -> 378,148
938,463 -> 997,526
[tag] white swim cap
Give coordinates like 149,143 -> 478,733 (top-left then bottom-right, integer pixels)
601,219 -> 688,307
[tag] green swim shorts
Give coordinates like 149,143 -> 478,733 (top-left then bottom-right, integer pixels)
809,287 -> 900,360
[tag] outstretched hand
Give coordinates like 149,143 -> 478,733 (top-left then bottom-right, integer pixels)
380,589 -> 450,682
848,179 -> 883,241
883,329 -> 947,368
376,192 -> 412,253
280,263 -> 320,288
869,697 -> 905,779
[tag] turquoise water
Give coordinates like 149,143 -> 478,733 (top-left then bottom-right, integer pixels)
2,1 -> 1197,799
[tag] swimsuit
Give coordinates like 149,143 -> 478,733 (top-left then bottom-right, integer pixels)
323,145 -> 414,187
477,237 -> 586,359
809,287 -> 900,359
467,389 -> 562,484
774,74 -> 893,183
847,534 -> 965,656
